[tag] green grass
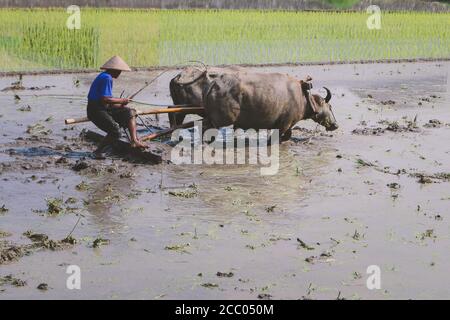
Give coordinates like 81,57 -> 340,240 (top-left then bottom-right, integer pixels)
21,23 -> 99,68
0,8 -> 449,72
325,0 -> 450,8
326,0 -> 361,9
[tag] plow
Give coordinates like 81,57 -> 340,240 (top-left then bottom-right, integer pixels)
64,103 -> 205,163
64,104 -> 204,126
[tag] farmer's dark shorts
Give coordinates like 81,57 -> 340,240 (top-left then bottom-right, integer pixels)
87,101 -> 136,139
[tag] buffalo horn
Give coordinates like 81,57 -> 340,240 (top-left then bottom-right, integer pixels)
323,87 -> 332,103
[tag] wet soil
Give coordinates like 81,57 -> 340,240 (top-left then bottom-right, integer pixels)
0,61 -> 449,299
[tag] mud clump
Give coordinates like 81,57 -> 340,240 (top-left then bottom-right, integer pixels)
387,182 -> 401,189
55,157 -> 69,165
168,184 -> 198,198
216,271 -> 234,278
380,100 -> 396,105
0,274 -> 27,287
37,283 -> 49,291
92,238 -> 110,248
0,205 -> 8,214
32,197 -> 80,216
2,84 -> 55,92
257,293 -> 273,300
297,238 -> 315,251
62,236 -> 77,245
352,127 -> 385,136
45,198 -> 64,215
0,241 -> 31,265
119,171 -> 135,179
355,158 -> 375,168
72,160 -> 89,172
416,175 -> 434,184
417,229 -> 436,241
423,119 -> 443,128
165,243 -> 190,253
383,120 -> 420,133
201,283 -> 219,289
26,123 -> 52,136
75,181 -> 89,191
1,76 -> 55,92
410,172 -> 450,184
352,119 -> 420,135
0,231 -> 12,238
23,230 -> 76,251
24,232 -> 49,242
1,231 -> 77,264
17,105 -> 32,112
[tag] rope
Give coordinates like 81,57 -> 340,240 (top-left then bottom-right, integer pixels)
136,114 -> 154,132
129,60 -> 208,99
130,100 -> 195,107
122,128 -> 131,143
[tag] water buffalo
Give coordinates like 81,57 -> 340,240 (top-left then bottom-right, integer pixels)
170,66 -> 338,141
169,65 -> 242,127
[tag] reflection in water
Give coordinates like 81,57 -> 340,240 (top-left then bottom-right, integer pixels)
160,139 -> 335,221
86,172 -> 139,233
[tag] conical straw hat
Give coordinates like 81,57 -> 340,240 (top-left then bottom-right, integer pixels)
100,56 -> 131,71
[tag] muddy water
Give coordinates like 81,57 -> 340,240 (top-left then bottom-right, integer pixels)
0,61 -> 449,299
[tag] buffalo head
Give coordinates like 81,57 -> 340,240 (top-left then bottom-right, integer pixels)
309,87 -> 338,131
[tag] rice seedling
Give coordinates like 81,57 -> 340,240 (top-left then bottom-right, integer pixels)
20,23 -> 99,68
0,8 -> 448,71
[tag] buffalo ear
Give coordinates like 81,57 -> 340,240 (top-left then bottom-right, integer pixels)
323,87 -> 332,103
310,95 -> 320,114
173,74 -> 181,83
301,81 -> 313,92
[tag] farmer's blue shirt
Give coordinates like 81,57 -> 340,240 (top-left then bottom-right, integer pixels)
88,72 -> 113,102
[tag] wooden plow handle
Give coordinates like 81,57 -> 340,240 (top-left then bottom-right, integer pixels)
65,105 -> 204,125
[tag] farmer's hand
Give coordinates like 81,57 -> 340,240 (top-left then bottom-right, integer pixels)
102,97 -> 130,107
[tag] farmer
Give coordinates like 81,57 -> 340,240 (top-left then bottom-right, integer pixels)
87,55 -> 147,158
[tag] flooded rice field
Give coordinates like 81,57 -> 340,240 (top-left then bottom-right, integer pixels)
0,61 -> 449,299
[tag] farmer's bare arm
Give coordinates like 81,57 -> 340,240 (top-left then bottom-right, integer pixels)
102,97 -> 129,108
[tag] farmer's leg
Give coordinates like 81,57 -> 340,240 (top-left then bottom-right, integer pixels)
127,116 -> 147,149
87,107 -> 121,156
111,107 -> 147,149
